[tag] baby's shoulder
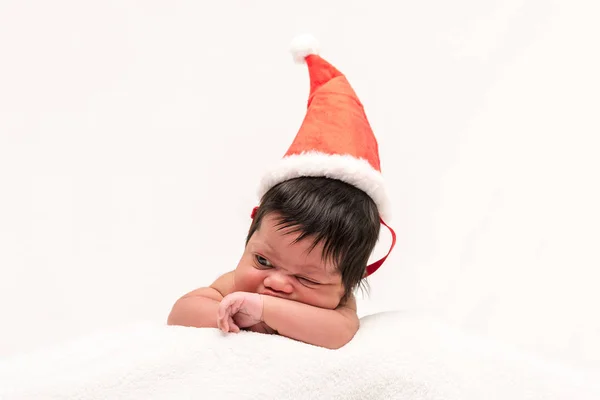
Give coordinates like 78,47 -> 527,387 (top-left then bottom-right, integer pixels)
209,270 -> 236,297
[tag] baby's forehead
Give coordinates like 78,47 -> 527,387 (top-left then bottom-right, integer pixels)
254,212 -> 343,266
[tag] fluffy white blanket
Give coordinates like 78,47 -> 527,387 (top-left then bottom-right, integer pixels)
1,312 -> 597,399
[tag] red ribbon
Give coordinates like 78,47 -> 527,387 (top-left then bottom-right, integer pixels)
364,217 -> 396,276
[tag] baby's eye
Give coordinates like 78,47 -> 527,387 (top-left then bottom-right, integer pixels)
298,276 -> 320,286
255,255 -> 273,268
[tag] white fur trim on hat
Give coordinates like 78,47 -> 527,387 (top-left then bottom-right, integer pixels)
290,34 -> 320,64
258,151 -> 392,221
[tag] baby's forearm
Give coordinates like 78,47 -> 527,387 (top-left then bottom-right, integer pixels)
167,288 -> 222,328
261,295 -> 359,349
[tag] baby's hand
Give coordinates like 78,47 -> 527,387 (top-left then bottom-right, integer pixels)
217,292 -> 264,333
246,321 -> 278,335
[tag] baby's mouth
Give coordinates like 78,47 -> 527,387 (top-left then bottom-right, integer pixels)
260,290 -> 287,299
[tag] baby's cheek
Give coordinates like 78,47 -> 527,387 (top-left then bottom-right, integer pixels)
327,297 -> 343,310
235,268 -> 264,292
324,290 -> 345,310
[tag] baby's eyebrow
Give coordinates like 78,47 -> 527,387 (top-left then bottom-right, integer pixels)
299,263 -> 333,278
251,239 -> 274,254
252,241 -> 282,265
256,238 -> 276,253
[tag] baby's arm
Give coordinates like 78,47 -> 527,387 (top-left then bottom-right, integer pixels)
218,292 -> 359,349
170,274 -> 359,348
261,295 -> 359,349
167,272 -> 234,328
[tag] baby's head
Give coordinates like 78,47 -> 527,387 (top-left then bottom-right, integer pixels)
233,177 -> 380,309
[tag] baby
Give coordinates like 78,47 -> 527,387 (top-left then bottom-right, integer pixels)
167,35 -> 395,349
168,176 -> 380,349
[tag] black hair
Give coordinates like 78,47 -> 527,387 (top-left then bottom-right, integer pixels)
246,177 -> 380,301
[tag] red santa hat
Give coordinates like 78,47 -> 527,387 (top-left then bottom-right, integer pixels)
256,35 -> 395,276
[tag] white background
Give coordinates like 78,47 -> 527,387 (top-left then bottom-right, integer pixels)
1,0 -> 599,374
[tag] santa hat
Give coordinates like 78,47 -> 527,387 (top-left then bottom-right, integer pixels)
256,35 -> 395,276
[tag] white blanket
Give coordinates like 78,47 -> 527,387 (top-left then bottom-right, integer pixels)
1,312 -> 597,399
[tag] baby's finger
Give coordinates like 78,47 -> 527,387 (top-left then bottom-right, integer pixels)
218,307 -> 231,332
217,314 -> 225,332
217,300 -> 230,320
221,319 -> 228,332
228,316 -> 240,333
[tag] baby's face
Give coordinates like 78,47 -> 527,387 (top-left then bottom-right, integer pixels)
233,213 -> 345,310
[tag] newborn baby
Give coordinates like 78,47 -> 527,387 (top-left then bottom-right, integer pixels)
168,35 -> 395,349
168,177 -> 380,349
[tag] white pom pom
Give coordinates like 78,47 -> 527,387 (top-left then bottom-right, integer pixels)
290,34 -> 320,64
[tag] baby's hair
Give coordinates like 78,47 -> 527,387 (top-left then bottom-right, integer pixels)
246,177 -> 380,300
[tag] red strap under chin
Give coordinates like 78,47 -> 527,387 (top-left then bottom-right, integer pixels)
365,218 -> 396,277
250,206 -> 395,276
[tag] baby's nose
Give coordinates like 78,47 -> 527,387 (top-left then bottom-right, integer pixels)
264,272 -> 293,294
